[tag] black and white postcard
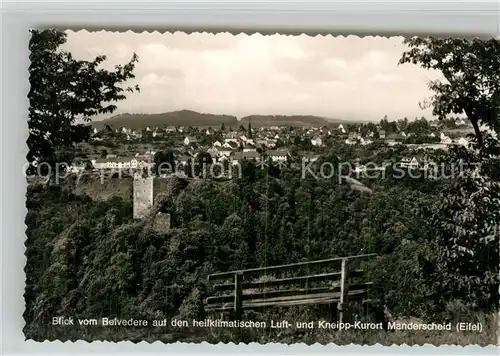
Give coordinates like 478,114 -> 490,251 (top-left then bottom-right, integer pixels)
24,30 -> 499,346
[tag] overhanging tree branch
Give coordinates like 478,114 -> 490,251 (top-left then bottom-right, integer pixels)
28,29 -> 140,171
399,37 -> 500,154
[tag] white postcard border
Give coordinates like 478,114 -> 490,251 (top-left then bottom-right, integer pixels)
1,0 -> 499,355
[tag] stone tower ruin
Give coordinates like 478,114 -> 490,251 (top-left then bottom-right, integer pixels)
133,175 -> 154,219
133,175 -> 171,231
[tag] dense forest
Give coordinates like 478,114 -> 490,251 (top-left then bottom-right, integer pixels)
24,30 -> 500,345
239,115 -> 336,127
24,143 -> 499,344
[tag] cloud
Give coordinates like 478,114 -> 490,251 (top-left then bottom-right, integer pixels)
318,80 -> 348,88
62,31 -> 442,121
324,57 -> 347,69
368,73 -> 399,83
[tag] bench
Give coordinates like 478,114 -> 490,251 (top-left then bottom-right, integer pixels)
205,253 -> 378,322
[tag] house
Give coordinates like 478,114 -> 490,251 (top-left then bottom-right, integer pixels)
386,133 -> 405,145
243,144 -> 257,152
91,158 -> 108,170
68,162 -> 86,173
213,140 -> 222,147
348,132 -> 358,140
338,124 -> 346,134
345,138 -> 356,145
136,157 -> 154,169
400,157 -> 419,169
206,129 -> 212,135
230,152 -> 243,165
207,147 -> 220,157
224,137 -> 238,144
219,148 -> 233,157
243,151 -> 260,160
92,156 -> 139,170
354,165 -> 365,173
184,136 -> 198,146
140,150 -> 156,159
224,132 -> 238,143
311,136 -> 323,147
268,150 -> 289,163
440,133 -> 452,144
165,126 -> 177,133
379,130 -> 386,139
175,155 -> 191,166
229,151 -> 260,165
360,137 -> 372,146
456,137 -> 468,146
152,129 -> 164,138
131,130 -> 142,139
429,132 -> 436,137
266,139 -> 277,148
114,157 -> 139,169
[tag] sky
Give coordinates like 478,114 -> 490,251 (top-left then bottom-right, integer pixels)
63,30 -> 443,122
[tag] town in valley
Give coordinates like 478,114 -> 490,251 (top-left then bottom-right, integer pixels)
52,112 -> 476,180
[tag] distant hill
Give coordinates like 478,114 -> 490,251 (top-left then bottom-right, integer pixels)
240,115 -> 333,127
91,110 -> 238,130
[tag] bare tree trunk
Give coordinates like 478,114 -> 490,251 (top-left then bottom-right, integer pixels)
469,116 -> 484,153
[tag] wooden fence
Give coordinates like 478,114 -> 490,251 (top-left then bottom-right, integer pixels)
205,253 -> 378,322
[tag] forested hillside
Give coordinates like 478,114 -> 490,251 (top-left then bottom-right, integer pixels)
93,112 -> 343,130
24,145 -> 499,344
239,115 -> 335,127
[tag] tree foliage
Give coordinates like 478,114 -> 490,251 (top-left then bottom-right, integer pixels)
400,37 -> 500,317
23,36 -> 500,344
28,29 -> 140,168
153,150 -> 175,174
24,140 -> 500,340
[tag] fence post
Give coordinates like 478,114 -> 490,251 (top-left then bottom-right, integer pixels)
337,258 -> 351,325
234,272 -> 243,320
